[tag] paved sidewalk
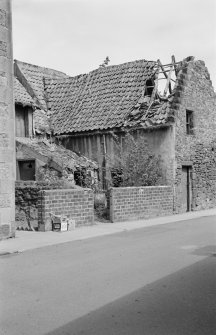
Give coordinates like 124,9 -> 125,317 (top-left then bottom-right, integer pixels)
0,208 -> 216,255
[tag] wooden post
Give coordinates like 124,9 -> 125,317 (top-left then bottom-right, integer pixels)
163,63 -> 174,97
172,55 -> 178,77
158,59 -> 172,95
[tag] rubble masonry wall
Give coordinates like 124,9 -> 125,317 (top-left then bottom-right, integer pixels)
15,183 -> 40,229
174,60 -> 216,212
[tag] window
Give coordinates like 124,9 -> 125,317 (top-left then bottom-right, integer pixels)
15,105 -> 33,137
186,110 -> 194,135
17,160 -> 35,180
145,79 -> 155,97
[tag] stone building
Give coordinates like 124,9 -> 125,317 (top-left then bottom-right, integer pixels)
43,56 -> 216,213
14,61 -> 98,187
12,56 -> 216,214
0,0 -> 15,239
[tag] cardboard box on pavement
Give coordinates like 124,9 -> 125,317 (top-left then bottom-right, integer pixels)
67,219 -> 76,231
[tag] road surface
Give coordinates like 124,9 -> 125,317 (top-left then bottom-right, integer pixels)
0,216 -> 216,335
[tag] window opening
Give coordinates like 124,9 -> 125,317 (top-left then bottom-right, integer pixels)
186,110 -> 194,135
18,160 -> 35,180
145,79 -> 155,97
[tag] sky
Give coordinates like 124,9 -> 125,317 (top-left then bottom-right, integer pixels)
12,0 -> 216,87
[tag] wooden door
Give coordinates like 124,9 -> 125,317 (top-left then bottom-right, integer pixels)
181,166 -> 192,212
16,108 -> 26,137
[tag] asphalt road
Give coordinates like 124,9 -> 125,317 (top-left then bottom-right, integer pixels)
0,216 -> 216,335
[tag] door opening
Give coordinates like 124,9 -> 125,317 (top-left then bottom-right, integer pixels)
182,166 -> 192,212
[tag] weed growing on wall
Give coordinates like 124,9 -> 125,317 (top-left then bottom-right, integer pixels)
111,133 -> 163,187
36,165 -> 74,189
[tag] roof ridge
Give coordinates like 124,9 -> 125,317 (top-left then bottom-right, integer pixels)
44,59 -> 157,84
14,59 -> 67,77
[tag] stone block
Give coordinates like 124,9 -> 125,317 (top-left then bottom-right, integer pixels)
0,9 -> 6,26
0,117 -> 8,132
0,103 -> 8,117
0,133 -> 9,147
0,206 -> 14,223
0,25 -> 7,42
0,85 -> 8,103
0,55 -> 12,75
0,193 -> 12,208
0,40 -> 6,56
0,162 -> 9,179
0,224 -> 10,239
0,179 -> 14,193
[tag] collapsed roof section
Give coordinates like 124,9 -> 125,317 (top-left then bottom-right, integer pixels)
44,60 -> 157,134
45,57 -> 197,135
16,137 -> 98,172
123,56 -> 185,129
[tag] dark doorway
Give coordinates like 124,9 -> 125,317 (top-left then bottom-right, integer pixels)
181,166 -> 192,212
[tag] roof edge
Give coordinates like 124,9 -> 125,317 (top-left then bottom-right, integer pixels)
14,61 -> 45,110
14,59 -> 68,77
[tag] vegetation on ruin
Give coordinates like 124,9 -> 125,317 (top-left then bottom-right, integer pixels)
110,133 -> 164,187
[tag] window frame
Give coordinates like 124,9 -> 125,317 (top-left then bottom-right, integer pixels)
16,159 -> 36,181
186,109 -> 194,135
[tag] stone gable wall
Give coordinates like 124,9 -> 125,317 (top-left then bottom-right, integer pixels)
0,0 -> 15,240
174,60 -> 216,212
108,186 -> 173,222
38,188 -> 94,231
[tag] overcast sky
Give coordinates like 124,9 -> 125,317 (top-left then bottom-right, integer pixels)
12,0 -> 216,87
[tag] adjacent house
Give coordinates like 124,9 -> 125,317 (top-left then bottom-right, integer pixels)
14,59 -> 67,136
14,56 -> 216,213
14,76 -> 35,138
14,60 -> 98,186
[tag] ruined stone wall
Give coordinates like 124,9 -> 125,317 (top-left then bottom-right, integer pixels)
0,0 -> 15,239
137,127 -> 175,185
174,60 -> 216,212
38,188 -> 94,231
15,182 -> 40,230
108,186 -> 173,222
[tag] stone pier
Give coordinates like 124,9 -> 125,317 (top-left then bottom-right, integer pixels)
0,0 -> 15,239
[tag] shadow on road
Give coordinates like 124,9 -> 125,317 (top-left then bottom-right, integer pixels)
192,245 -> 216,256
45,256 -> 216,335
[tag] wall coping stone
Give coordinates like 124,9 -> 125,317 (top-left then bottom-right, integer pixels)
41,188 -> 92,194
110,186 -> 171,190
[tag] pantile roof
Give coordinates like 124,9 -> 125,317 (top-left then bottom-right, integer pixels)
16,137 -> 98,171
14,77 -> 34,107
15,58 -> 186,135
45,59 -> 160,134
14,60 -> 68,110
123,96 -> 174,129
